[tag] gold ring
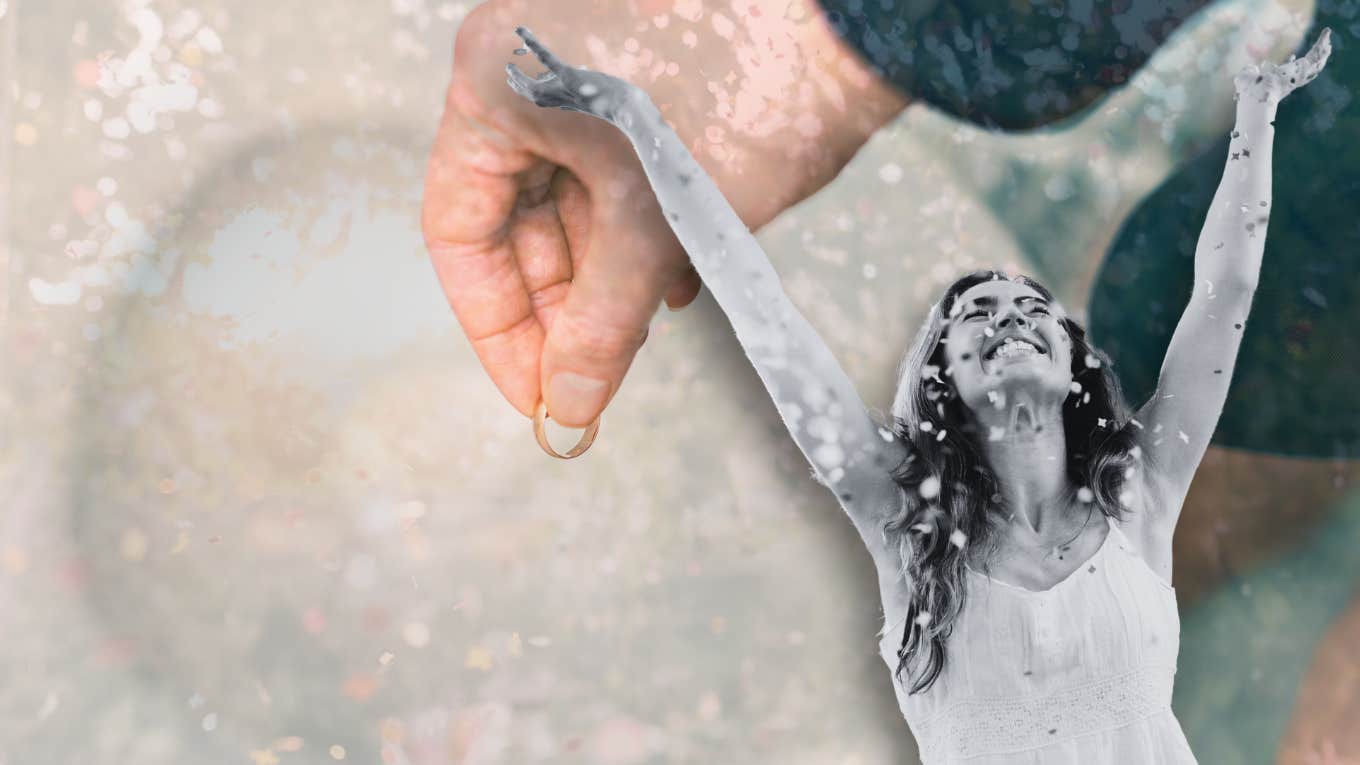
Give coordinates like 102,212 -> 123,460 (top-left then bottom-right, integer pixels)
533,399 -> 600,458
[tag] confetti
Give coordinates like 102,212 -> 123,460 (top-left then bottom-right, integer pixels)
949,529 -> 968,549
465,647 -> 493,671
401,622 -> 430,648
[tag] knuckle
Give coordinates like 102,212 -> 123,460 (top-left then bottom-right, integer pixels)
557,310 -> 645,361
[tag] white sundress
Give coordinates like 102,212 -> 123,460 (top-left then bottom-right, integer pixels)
878,514 -> 1200,764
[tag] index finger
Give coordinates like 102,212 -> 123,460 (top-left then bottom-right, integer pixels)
422,83 -> 543,418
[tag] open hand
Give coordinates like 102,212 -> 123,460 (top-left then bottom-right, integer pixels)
505,27 -> 637,125
1234,27 -> 1332,103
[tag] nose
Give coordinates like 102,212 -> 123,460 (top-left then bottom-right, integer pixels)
993,305 -> 1032,330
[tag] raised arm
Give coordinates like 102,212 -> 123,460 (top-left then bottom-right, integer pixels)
1132,30 -> 1332,531
505,28 -> 910,564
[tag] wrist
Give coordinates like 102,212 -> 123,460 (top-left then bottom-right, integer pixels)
628,0 -> 910,228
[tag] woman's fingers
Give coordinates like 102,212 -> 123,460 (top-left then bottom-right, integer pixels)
515,26 -> 567,76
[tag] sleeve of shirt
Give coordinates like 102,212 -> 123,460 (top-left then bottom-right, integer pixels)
813,0 -> 1210,130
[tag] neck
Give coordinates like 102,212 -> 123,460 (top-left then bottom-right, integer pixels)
973,389 -> 1074,537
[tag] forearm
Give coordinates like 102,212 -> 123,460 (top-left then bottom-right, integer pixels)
1194,97 -> 1279,289
612,89 -> 893,481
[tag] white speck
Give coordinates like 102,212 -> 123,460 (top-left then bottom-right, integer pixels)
36,691 -> 59,720
202,713 -> 218,732
96,177 -> 117,196
102,117 -> 130,139
1043,174 -> 1074,201
1077,487 -> 1094,503
1119,489 -> 1134,507
949,529 -> 968,549
1084,353 -> 1101,368
936,429 -> 948,441
920,421 -> 934,433
28,278 -> 81,305
1177,430 -> 1189,443
988,426 -> 1005,441
378,651 -> 395,666
83,99 -> 103,121
812,442 -> 845,472
914,611 -> 933,627
862,263 -> 878,279
919,476 -> 941,499
878,162 -> 903,184
1069,381 -> 1082,394
193,26 -> 222,54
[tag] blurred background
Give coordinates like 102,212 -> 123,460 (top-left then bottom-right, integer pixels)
1,0 -> 1357,763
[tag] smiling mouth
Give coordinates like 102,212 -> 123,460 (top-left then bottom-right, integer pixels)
984,338 -> 1046,364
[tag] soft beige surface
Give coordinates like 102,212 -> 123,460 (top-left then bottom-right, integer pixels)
0,0 -> 1311,763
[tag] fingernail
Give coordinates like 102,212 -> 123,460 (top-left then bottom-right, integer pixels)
547,372 -> 609,427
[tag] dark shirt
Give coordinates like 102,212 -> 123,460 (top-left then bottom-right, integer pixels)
816,0 -> 1210,129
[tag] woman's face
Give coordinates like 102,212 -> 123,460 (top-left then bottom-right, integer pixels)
939,279 -> 1075,417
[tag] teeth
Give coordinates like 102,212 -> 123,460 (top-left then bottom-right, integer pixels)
990,340 -> 1038,360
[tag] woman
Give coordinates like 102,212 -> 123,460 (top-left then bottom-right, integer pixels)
505,25 -> 1332,763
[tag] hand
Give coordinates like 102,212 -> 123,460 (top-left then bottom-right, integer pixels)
1234,27 -> 1332,104
423,1 -> 907,428
505,27 -> 638,126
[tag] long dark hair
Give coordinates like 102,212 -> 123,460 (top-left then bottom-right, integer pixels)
881,270 -> 1148,694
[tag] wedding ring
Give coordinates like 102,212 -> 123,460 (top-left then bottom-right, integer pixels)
533,398 -> 600,458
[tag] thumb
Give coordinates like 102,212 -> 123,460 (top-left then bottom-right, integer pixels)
539,188 -> 676,428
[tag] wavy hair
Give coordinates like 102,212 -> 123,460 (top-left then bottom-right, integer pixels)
881,270 -> 1148,695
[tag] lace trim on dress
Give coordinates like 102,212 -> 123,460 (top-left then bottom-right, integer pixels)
911,663 -> 1177,761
